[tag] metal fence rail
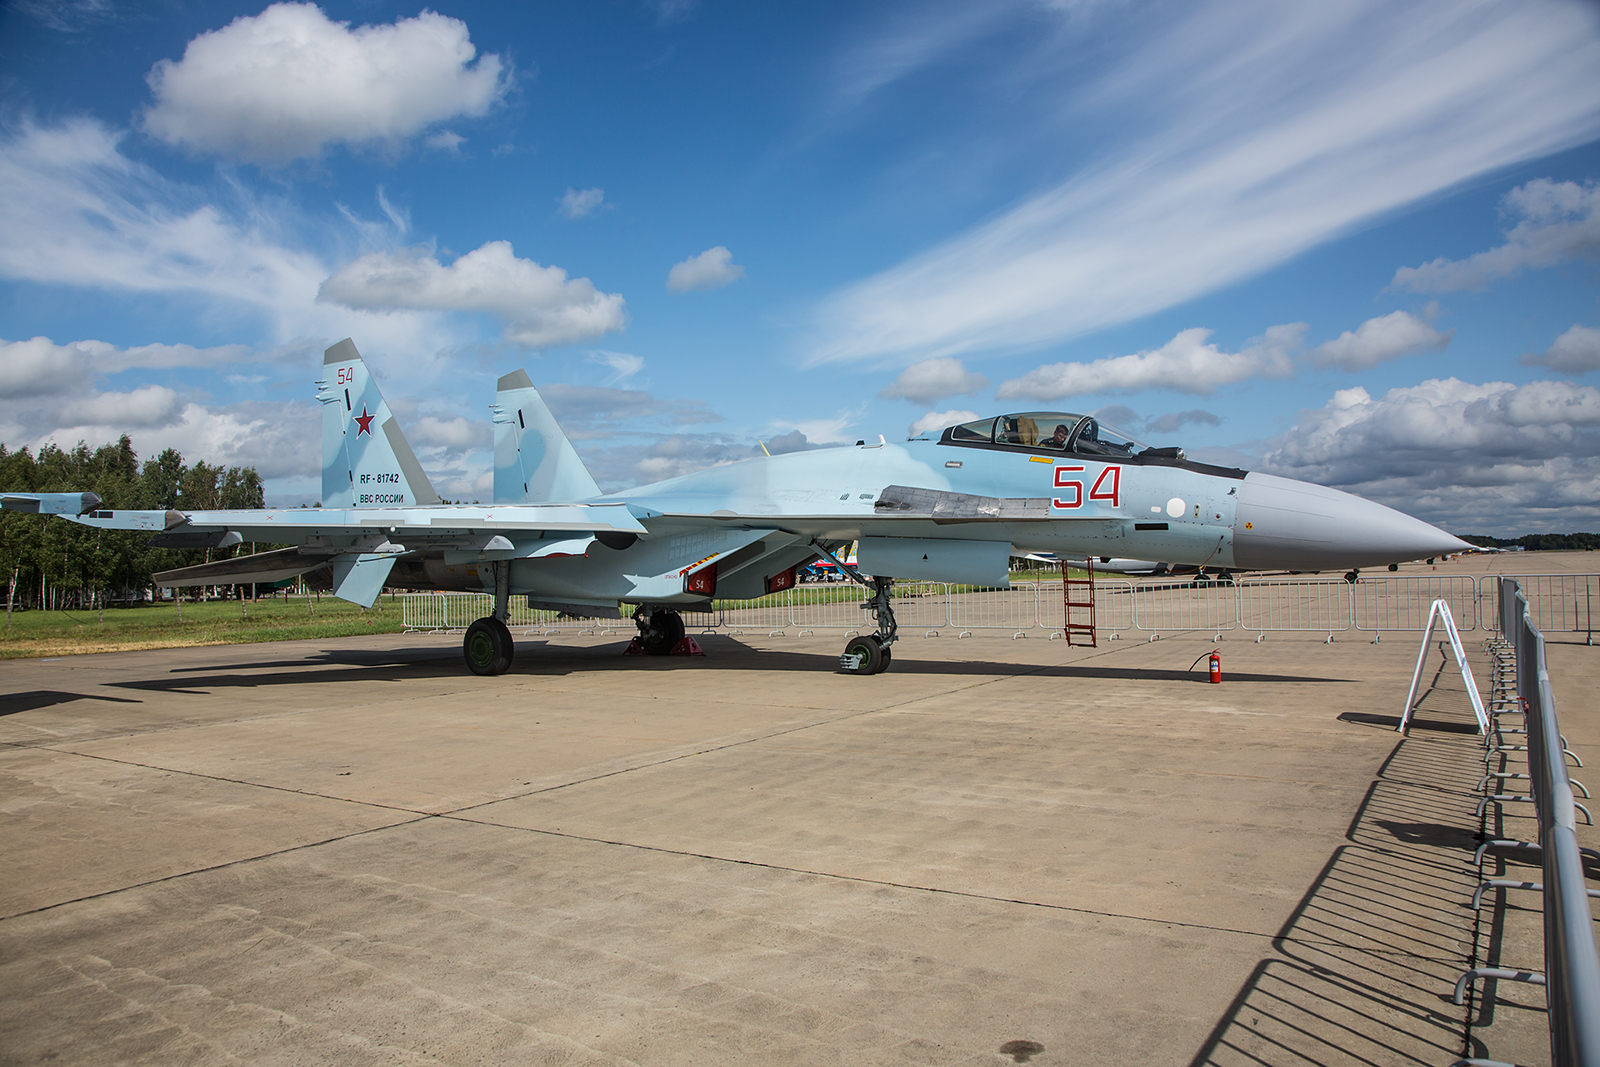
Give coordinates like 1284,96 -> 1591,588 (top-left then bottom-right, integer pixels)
1035,579 -> 1136,635
1497,578 -> 1600,1066
400,574 -> 1600,640
1238,578 -> 1353,636
946,583 -> 1039,635
1487,574 -> 1599,640
1132,579 -> 1238,635
1354,575 -> 1478,634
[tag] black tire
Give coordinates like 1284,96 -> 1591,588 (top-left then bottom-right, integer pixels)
840,634 -> 884,675
464,617 -> 513,676
1388,562 -> 1399,572
877,642 -> 892,674
1344,570 -> 1359,583
641,610 -> 685,655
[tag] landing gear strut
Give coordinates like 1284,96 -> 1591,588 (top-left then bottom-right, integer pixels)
464,560 -> 515,676
837,571 -> 898,676
633,608 -> 685,655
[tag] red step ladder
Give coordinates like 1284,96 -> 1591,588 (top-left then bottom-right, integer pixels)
1062,559 -> 1097,646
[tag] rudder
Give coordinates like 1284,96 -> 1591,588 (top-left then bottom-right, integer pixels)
318,338 -> 440,507
493,368 -> 600,503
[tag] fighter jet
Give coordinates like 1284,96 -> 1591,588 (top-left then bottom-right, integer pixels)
3,340 -> 1471,676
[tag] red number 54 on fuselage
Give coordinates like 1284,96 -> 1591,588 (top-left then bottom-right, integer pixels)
1053,464 -> 1121,509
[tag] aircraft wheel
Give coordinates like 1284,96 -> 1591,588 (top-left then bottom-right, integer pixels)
1388,563 -> 1400,572
641,610 -> 685,655
839,634 -> 885,675
877,643 -> 892,673
464,617 -> 514,676
1343,570 -> 1359,583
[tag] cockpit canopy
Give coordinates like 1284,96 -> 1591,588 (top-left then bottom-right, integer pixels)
938,412 -> 1183,460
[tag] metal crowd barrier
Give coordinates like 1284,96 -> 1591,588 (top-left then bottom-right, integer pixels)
1487,574 -> 1598,643
1354,575 -> 1477,637
400,573 -> 1600,640
1132,578 -> 1239,637
1458,578 -> 1600,1067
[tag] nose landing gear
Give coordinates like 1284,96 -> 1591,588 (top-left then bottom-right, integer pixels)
838,574 -> 898,675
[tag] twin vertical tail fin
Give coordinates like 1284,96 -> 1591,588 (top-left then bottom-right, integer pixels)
492,369 -> 600,503
318,339 -> 439,508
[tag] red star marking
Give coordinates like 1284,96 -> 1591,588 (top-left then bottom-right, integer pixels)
354,406 -> 375,436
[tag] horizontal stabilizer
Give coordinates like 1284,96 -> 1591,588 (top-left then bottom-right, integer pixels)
1,492 -> 102,516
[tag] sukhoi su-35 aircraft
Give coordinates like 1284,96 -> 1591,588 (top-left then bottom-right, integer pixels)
3,339 -> 1471,676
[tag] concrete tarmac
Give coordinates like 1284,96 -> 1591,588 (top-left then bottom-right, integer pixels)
1,573 -> 1595,1065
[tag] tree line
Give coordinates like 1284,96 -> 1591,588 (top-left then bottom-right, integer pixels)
0,436 -> 265,611
1458,532 -> 1600,551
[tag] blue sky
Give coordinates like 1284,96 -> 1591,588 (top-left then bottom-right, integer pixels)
1,0 -> 1598,535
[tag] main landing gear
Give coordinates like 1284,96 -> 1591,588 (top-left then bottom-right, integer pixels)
838,574 -> 898,676
464,561 -> 515,676
632,607 -> 686,655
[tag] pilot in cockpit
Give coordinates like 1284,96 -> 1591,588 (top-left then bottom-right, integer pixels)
1044,424 -> 1070,450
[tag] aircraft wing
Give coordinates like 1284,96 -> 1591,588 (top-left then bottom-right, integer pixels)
0,494 -> 650,604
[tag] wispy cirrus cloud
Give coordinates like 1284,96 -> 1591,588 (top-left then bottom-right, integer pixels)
808,1 -> 1600,366
0,118 -> 457,368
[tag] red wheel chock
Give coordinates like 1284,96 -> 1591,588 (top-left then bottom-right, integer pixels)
622,636 -> 705,656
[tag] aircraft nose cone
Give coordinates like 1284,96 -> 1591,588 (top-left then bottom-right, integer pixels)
1233,473 -> 1470,571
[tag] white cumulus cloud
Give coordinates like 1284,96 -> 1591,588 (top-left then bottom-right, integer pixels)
997,324 -> 1303,401
318,241 -> 628,349
60,385 -> 182,429
0,336 -> 252,398
1310,310 -> 1453,371
409,415 -> 490,451
1260,377 -> 1600,532
879,357 -> 989,404
1392,178 -> 1600,292
27,400 -> 319,482
559,187 -> 606,219
908,409 -> 979,438
141,3 -> 508,165
1520,324 -> 1600,374
667,246 -> 745,292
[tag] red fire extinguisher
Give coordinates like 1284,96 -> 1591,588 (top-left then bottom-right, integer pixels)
1208,650 -> 1221,684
